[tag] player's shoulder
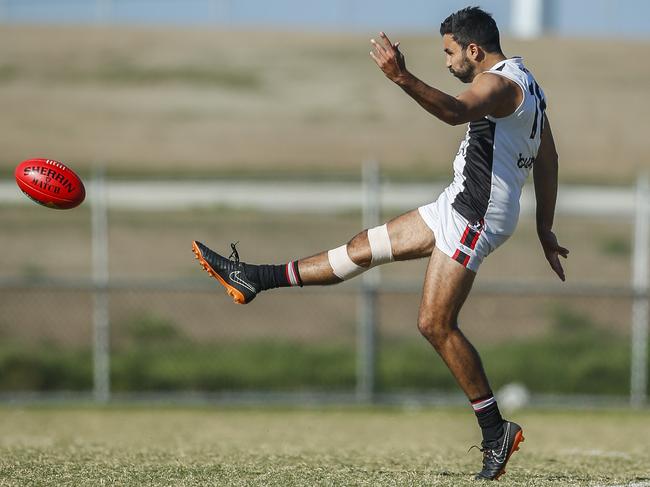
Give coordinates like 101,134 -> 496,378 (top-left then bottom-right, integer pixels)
475,71 -> 514,86
472,69 -> 520,97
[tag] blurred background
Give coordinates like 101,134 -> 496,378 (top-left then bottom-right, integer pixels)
0,0 -> 648,409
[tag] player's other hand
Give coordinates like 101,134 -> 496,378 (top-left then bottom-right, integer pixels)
370,32 -> 409,84
538,229 -> 569,281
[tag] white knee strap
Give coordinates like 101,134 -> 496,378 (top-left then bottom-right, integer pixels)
328,224 -> 394,280
328,245 -> 364,280
367,224 -> 393,267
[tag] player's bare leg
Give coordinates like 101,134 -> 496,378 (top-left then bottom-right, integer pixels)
192,209 -> 435,303
298,209 -> 434,285
417,248 -> 524,479
417,248 -> 489,398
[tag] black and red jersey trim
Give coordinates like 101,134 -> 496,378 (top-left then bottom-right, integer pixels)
452,249 -> 470,267
460,219 -> 485,250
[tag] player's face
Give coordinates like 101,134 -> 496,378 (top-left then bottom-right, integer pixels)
443,34 -> 475,83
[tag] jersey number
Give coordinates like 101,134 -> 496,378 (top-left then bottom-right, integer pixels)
529,80 -> 546,139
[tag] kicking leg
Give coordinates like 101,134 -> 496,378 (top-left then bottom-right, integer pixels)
298,209 -> 434,285
193,209 -> 434,302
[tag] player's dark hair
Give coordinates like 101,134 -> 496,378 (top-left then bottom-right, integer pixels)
440,6 -> 502,54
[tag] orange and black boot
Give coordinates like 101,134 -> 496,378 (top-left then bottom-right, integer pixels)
192,241 -> 260,304
193,240 -> 302,304
474,421 -> 525,481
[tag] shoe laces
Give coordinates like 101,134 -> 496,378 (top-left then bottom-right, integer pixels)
229,241 -> 240,264
467,444 -> 481,454
468,443 -> 497,464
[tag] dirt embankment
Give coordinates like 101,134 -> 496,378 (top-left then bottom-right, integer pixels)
1,26 -> 648,183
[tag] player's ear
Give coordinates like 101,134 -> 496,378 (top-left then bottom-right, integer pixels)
466,43 -> 483,62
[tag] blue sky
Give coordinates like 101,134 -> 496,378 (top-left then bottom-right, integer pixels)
2,0 -> 649,38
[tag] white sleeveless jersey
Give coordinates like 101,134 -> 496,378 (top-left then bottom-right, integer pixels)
444,57 -> 546,235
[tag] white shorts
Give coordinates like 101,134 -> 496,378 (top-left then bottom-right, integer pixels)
418,191 -> 510,272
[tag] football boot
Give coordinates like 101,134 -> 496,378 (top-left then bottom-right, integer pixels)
474,420 -> 525,481
192,241 -> 259,304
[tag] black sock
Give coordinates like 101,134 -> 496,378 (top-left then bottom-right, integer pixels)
471,393 -> 504,443
244,261 -> 302,291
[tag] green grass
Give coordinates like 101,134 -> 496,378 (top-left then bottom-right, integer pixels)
0,333 -> 633,395
0,407 -> 649,486
77,63 -> 263,90
0,61 -> 263,90
0,305 -> 634,395
599,236 -> 631,257
0,64 -> 18,83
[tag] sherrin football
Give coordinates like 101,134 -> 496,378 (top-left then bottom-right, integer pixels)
14,158 -> 86,209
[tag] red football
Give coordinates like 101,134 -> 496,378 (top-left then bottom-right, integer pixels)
14,158 -> 86,210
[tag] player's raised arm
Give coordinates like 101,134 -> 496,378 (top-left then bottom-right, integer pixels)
533,114 -> 569,281
370,32 -> 517,125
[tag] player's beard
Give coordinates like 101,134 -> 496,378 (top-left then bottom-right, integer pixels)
449,53 -> 475,83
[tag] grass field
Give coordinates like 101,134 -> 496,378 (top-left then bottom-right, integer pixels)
0,407 -> 649,486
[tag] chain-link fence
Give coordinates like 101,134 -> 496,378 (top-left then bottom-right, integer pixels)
0,173 -> 648,406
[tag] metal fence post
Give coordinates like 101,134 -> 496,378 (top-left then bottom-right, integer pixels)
357,160 -> 380,403
631,173 -> 649,407
92,168 -> 111,403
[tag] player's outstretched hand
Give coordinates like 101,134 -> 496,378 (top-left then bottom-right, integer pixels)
370,32 -> 408,84
538,229 -> 569,281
